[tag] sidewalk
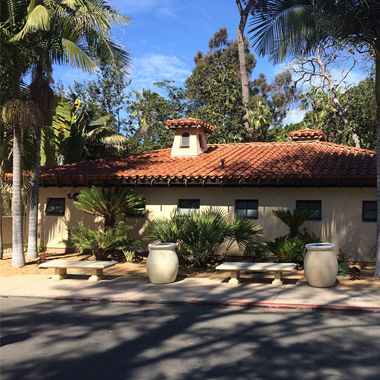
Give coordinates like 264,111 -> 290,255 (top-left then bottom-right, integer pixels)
1,272 -> 380,313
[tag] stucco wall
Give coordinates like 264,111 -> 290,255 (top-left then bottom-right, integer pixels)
38,186 -> 376,260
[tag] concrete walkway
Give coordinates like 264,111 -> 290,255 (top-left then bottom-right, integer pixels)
1,272 -> 379,312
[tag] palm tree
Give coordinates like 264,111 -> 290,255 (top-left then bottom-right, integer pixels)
8,0 -> 132,259
248,0 -> 380,278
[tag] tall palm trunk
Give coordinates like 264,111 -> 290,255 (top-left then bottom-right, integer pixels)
11,121 -> 25,267
27,64 -> 45,259
375,52 -> 380,279
26,126 -> 41,258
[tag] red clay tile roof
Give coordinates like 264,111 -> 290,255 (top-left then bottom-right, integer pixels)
167,118 -> 214,134
39,141 -> 376,182
289,129 -> 327,141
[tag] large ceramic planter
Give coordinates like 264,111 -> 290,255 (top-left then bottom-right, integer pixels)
304,243 -> 338,288
146,243 -> 179,284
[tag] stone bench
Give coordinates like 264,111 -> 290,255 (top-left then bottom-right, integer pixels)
39,260 -> 117,281
215,262 -> 297,285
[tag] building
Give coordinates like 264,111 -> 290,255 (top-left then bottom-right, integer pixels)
37,118 -> 376,260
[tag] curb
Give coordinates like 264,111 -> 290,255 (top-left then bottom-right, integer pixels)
2,294 -> 380,314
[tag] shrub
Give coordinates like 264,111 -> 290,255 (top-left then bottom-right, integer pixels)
272,209 -> 314,237
266,230 -> 321,264
74,186 -> 144,228
144,208 -> 263,267
65,221 -> 138,261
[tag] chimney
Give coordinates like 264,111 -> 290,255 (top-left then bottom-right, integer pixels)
167,118 -> 214,158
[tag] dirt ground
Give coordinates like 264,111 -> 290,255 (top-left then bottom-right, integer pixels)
0,251 -> 379,290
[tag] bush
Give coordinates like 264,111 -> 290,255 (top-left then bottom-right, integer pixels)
144,208 -> 263,267
266,230 -> 321,264
65,221 -> 138,261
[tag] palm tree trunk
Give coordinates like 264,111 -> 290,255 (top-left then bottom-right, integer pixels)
375,52 -> 380,279
27,127 -> 41,258
11,122 -> 25,267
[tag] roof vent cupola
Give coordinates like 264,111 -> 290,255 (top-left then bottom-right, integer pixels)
167,118 -> 214,158
289,129 -> 327,142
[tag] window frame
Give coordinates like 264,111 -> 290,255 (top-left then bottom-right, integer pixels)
178,199 -> 200,215
45,198 -> 66,216
362,201 -> 376,222
235,199 -> 259,219
180,132 -> 190,148
296,200 -> 322,220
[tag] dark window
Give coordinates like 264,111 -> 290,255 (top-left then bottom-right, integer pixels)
235,200 -> 258,219
198,134 -> 203,148
45,198 -> 65,215
181,132 -> 190,147
126,200 -> 146,218
179,199 -> 200,215
296,200 -> 321,220
363,201 -> 376,221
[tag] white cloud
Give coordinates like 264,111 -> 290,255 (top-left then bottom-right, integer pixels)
283,108 -> 306,125
52,66 -> 96,87
131,54 -> 191,92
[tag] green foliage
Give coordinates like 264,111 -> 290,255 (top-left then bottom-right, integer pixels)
244,241 -> 271,262
144,208 -> 262,267
65,221 -> 136,261
267,236 -> 305,263
126,82 -> 186,153
249,72 -> 296,141
123,250 -> 135,262
272,209 -> 315,238
338,263 -> 350,277
266,230 -> 321,264
74,186 -> 144,228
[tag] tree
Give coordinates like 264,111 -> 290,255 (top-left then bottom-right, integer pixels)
248,0 -> 380,277
73,186 -> 143,229
186,28 -> 256,143
7,0 -> 131,260
249,71 -> 296,141
235,1 -> 258,133
291,42 -> 361,147
127,81 -> 187,153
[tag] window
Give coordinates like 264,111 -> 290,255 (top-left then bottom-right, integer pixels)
126,200 -> 146,218
179,199 -> 200,215
296,200 -> 321,220
198,134 -> 204,148
363,201 -> 376,221
45,198 -> 65,215
181,132 -> 190,147
235,200 -> 258,219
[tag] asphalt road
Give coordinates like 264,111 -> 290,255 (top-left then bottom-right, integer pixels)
1,298 -> 380,380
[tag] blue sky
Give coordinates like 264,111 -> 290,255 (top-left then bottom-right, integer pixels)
53,0 -> 369,123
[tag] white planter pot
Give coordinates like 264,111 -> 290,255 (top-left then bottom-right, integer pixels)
304,243 -> 338,288
146,243 -> 179,284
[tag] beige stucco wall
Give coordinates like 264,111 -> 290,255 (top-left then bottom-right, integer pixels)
38,186 -> 376,261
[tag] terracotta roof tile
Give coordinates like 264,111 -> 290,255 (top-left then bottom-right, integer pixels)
166,118 -> 214,134
39,141 -> 376,182
289,129 -> 327,141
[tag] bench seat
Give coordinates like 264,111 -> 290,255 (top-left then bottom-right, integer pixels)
215,262 -> 297,285
39,260 -> 117,281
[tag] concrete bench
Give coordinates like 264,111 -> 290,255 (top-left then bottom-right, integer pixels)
39,260 -> 117,281
215,262 -> 297,285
